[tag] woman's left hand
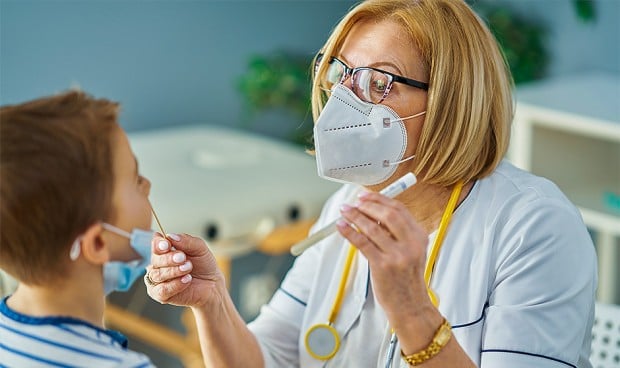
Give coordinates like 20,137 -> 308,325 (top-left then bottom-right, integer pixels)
337,191 -> 432,320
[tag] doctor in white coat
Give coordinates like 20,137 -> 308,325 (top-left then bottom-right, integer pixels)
144,0 -> 597,367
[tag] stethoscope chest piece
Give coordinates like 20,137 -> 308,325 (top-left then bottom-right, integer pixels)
305,323 -> 341,361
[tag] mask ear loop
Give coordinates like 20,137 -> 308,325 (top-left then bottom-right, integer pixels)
71,223 -> 133,261
383,154 -> 415,167
384,110 -> 426,127
101,223 -> 132,239
69,238 -> 82,261
381,110 -> 426,167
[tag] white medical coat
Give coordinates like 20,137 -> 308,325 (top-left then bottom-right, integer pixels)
249,160 -> 597,367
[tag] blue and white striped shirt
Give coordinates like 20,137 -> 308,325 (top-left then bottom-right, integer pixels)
0,297 -> 155,367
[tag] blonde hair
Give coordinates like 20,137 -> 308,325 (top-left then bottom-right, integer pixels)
312,0 -> 514,186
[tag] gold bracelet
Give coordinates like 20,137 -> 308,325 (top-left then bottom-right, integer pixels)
401,318 -> 451,366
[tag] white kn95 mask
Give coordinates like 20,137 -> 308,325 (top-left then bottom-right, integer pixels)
313,84 -> 425,186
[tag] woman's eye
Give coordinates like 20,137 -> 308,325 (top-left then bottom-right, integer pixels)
372,78 -> 387,92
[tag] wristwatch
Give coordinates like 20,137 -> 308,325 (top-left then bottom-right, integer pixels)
401,318 -> 451,366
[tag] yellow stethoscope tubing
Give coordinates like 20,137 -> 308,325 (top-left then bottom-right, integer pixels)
328,245 -> 357,323
304,245 -> 356,360
424,181 -> 463,289
305,182 -> 463,361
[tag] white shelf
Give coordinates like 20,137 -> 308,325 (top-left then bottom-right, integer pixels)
516,72 -> 620,127
581,208 -> 620,238
510,72 -> 620,303
525,123 -> 620,235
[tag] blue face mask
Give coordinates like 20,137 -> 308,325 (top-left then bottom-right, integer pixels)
101,223 -> 153,294
69,223 -> 153,295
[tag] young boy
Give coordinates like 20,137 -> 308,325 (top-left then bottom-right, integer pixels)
0,91 -> 156,367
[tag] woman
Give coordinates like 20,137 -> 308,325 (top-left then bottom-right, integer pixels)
145,1 -> 597,366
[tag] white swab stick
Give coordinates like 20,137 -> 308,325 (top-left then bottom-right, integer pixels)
290,172 -> 416,256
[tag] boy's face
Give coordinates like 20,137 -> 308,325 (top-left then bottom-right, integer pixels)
105,127 -> 152,262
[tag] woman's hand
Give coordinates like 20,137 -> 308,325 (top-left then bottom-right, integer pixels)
145,233 -> 225,309
336,191 -> 432,320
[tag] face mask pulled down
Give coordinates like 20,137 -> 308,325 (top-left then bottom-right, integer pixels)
313,84 -> 425,186
70,223 -> 153,295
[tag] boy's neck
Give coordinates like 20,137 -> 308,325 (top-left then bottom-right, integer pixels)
7,267 -> 106,328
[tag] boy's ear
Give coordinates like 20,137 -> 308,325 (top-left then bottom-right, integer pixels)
80,223 -> 110,265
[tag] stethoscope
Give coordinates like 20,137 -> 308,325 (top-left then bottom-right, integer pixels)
304,182 -> 464,366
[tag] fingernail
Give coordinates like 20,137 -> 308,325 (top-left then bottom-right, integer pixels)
167,233 -> 181,241
172,252 -> 186,263
358,191 -> 370,199
340,204 -> 353,212
336,220 -> 348,229
179,261 -> 192,272
181,274 -> 192,284
158,240 -> 170,251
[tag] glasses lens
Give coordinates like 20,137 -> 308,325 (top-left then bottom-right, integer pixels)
314,54 -> 324,74
325,60 -> 345,88
353,69 -> 391,103
315,55 -> 345,90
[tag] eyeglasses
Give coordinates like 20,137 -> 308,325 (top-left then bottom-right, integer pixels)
315,53 -> 429,104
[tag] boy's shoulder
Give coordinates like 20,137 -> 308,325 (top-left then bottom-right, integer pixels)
0,297 -> 155,367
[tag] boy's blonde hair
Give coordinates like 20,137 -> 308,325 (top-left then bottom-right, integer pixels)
0,91 -> 120,285
312,0 -> 513,186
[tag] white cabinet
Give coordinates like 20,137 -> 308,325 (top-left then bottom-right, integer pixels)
509,72 -> 620,303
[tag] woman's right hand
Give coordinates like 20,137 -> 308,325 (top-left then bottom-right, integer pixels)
145,233 -> 225,308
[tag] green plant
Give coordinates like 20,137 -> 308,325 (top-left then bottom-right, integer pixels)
574,0 -> 596,23
472,0 -> 597,85
472,2 -> 549,84
236,51 -> 313,145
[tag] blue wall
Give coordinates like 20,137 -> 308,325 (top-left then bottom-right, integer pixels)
507,0 -> 619,78
2,0 -> 618,136
0,0 -> 357,134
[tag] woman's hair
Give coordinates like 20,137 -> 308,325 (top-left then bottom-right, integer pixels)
0,91 -> 119,285
312,0 -> 514,186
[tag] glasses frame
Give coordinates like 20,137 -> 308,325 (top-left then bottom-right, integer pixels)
315,53 -> 429,104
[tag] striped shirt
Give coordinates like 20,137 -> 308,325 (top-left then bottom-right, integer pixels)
0,297 -> 155,367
